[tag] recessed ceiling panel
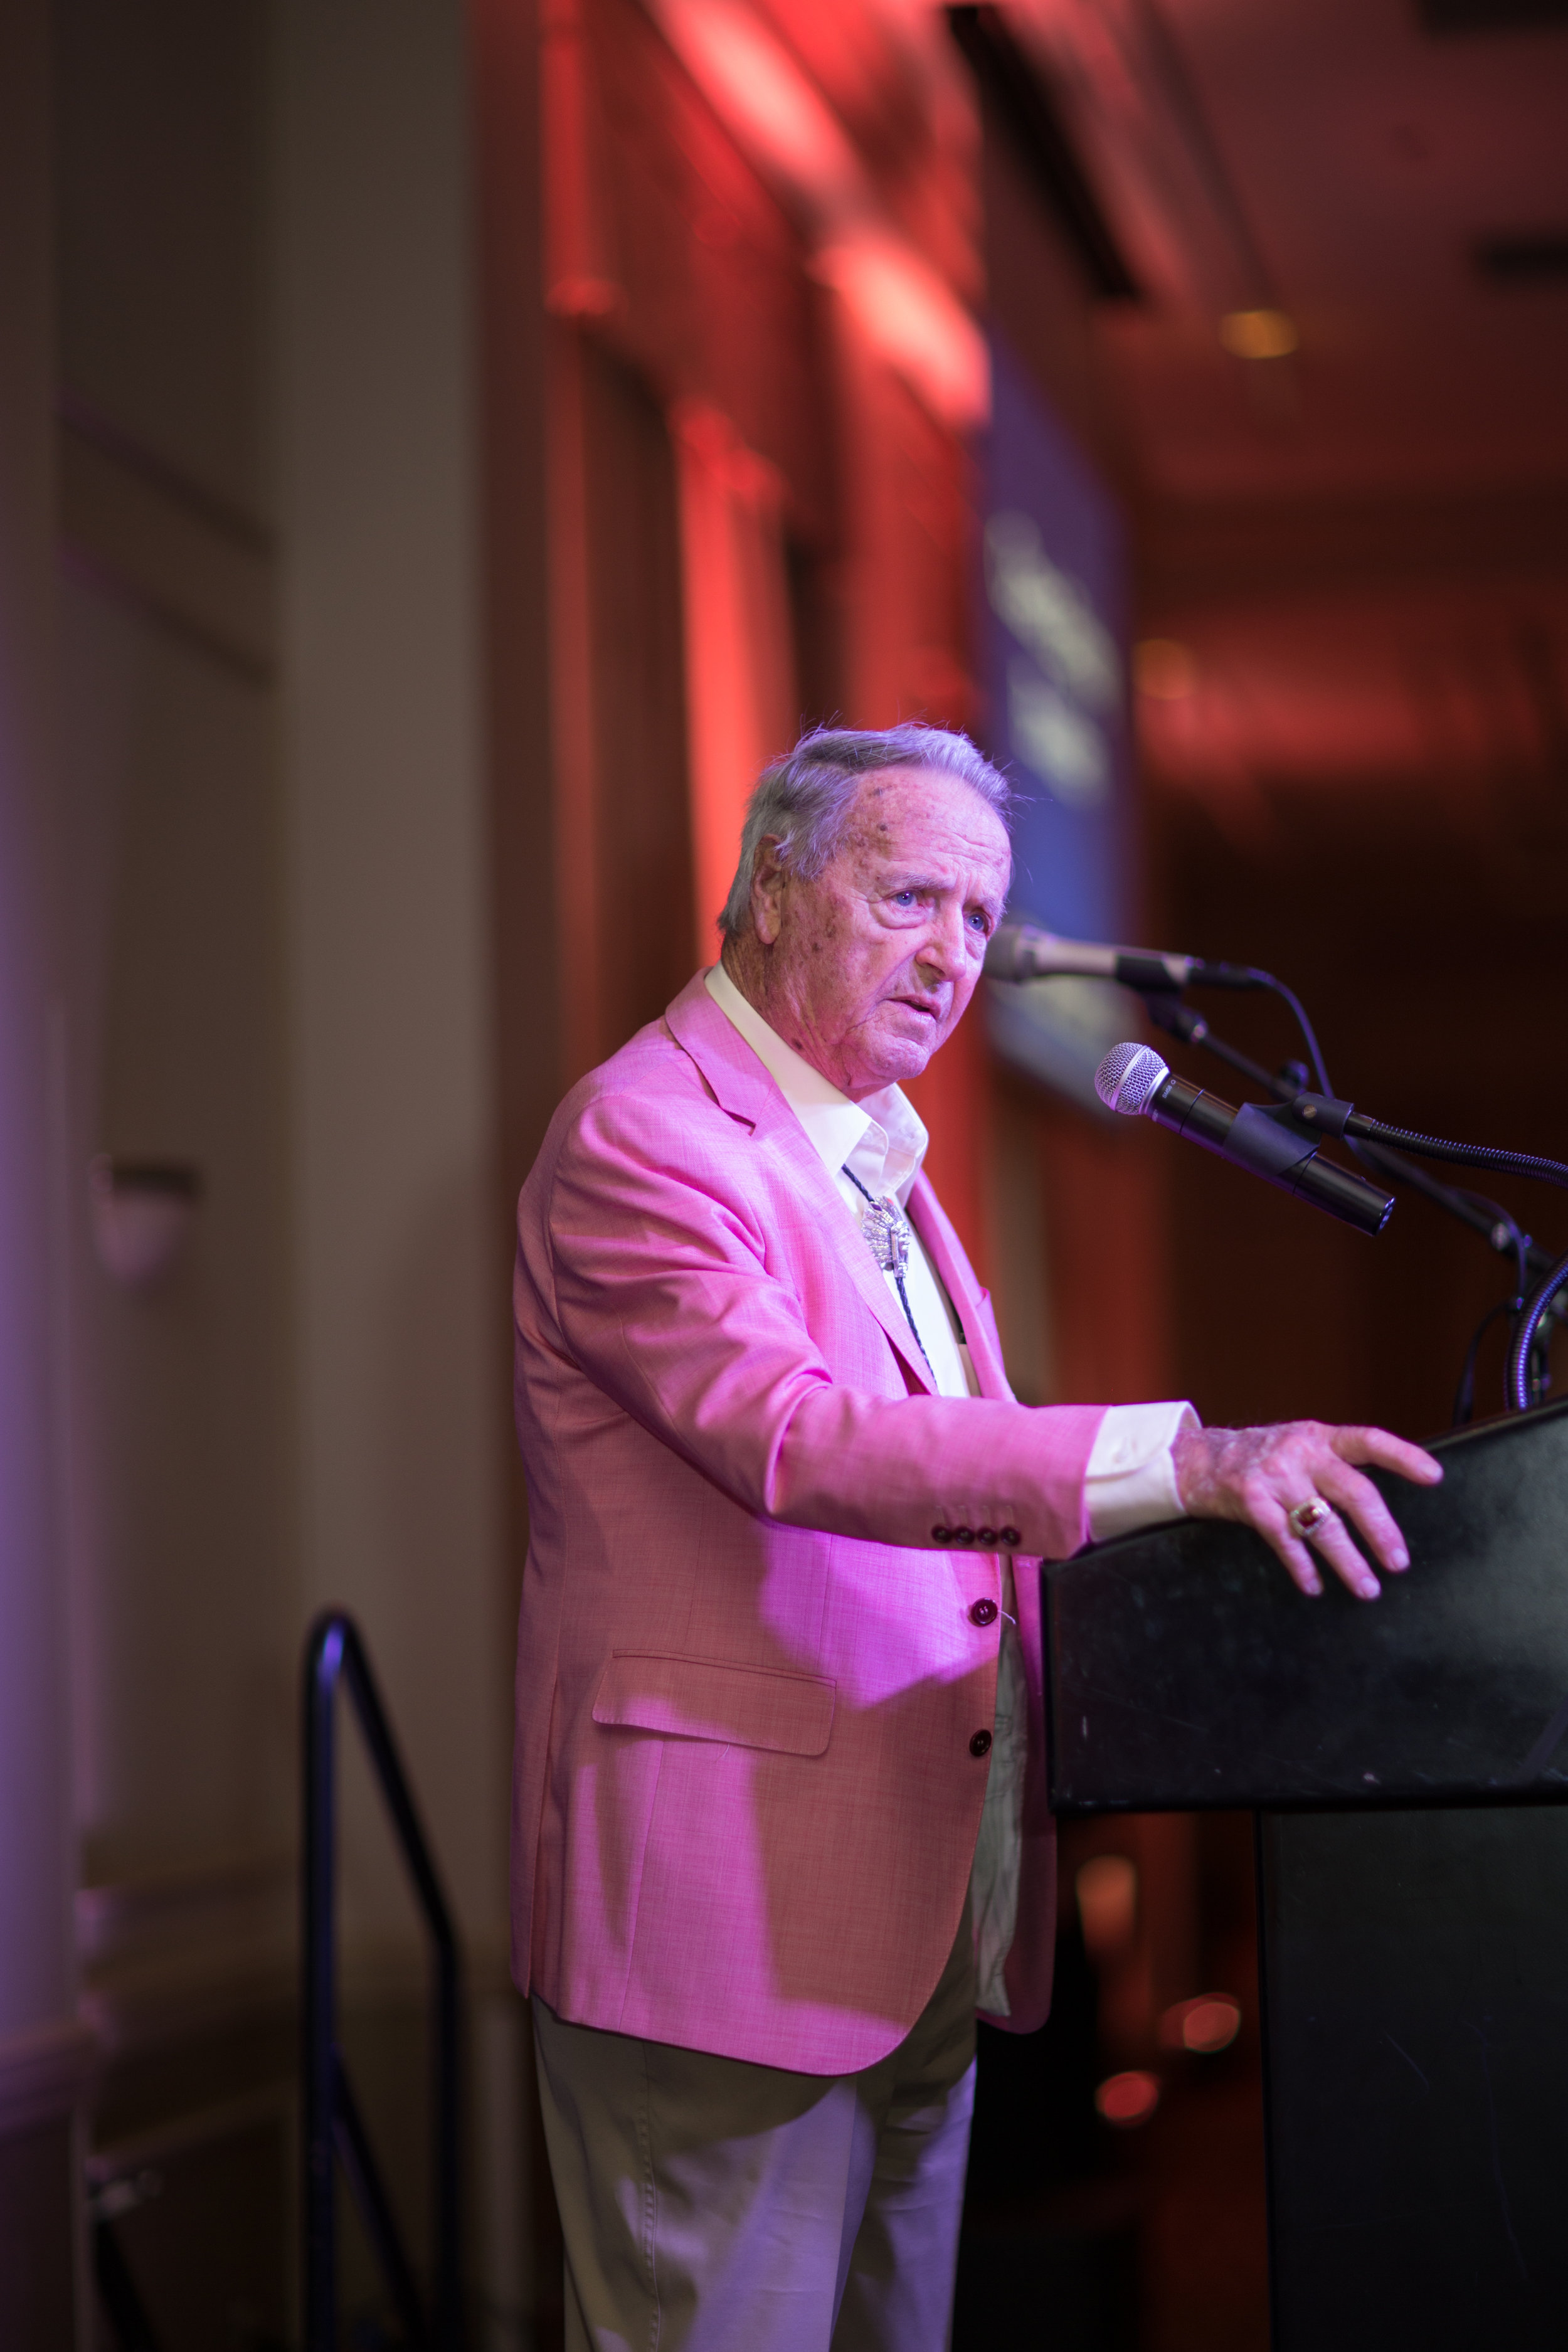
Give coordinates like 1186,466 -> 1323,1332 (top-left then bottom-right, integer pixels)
1474,231 -> 1568,282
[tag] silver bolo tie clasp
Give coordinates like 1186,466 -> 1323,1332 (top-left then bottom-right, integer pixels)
857,1193 -> 910,1274
844,1168 -> 934,1377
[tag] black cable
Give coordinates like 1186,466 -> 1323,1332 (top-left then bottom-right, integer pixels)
1449,1190 -> 1530,1293
1508,1248 -> 1568,1414
1334,1126 -> 1568,1414
1343,1125 -> 1568,1414
1151,974 -> 1568,1411
1200,973 -> 1556,1286
1145,992 -> 1551,1275
1247,968 -> 1564,1249
1534,1324 -> 1555,1409
1253,972 -> 1333,1098
1451,1296 -> 1522,1428
1192,961 -> 1335,1096
841,1165 -> 935,1377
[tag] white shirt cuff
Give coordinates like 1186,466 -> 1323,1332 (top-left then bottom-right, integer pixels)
1085,1401 -> 1199,1543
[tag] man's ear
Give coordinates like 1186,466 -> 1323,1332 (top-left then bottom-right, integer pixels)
749,835 -> 788,946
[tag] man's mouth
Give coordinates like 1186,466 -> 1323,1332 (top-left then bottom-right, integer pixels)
888,995 -> 943,1021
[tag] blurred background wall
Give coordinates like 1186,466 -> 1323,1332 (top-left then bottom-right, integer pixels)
0,0 -> 1564,2345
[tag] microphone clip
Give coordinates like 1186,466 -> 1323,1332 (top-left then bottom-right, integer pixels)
1286,1090 -> 1356,1139
1140,988 -> 1359,1152
1142,990 -> 1208,1047
1224,1102 -> 1322,1184
1222,1096 -> 1357,1185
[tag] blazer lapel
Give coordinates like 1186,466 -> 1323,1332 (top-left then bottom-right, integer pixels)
664,971 -> 778,1130
908,1177 -> 1010,1401
665,973 -> 935,1396
758,1106 -> 937,1396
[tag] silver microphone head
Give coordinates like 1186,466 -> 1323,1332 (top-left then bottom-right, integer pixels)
1095,1041 -> 1170,1116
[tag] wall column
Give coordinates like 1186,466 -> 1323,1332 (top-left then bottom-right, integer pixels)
0,0 -> 91,2333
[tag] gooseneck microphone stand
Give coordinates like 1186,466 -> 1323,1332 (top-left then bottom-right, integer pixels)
984,924 -> 1566,1419
1141,992 -> 1536,1273
1133,985 -> 1568,1418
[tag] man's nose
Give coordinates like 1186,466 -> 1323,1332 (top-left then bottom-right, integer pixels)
914,904 -> 967,981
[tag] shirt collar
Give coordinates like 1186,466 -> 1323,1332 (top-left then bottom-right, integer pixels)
704,963 -> 929,1204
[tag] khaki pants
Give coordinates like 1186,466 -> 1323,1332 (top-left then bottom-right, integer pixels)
532,1911 -> 978,2352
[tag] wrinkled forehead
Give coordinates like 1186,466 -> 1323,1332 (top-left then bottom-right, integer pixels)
841,764 -> 1013,889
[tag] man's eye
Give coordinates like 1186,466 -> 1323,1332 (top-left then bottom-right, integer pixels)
892,889 -> 918,908
967,909 -> 992,933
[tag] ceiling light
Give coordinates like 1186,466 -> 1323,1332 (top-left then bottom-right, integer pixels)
1219,309 -> 1298,360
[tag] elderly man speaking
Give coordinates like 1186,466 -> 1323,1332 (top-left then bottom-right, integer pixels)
511,723 -> 1439,2352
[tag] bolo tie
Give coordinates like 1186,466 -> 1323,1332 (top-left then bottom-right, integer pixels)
842,1165 -> 935,1380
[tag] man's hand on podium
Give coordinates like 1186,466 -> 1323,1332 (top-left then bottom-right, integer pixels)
1171,1421 -> 1444,1602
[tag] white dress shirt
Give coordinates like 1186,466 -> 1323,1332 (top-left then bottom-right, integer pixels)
704,963 -> 1197,2011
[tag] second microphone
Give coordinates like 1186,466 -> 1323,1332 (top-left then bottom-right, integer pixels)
1096,1042 -> 1396,1237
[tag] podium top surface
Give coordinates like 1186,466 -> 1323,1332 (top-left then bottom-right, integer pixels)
1044,1399 -> 1568,1813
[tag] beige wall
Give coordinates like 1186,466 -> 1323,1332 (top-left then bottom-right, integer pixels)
39,0 -> 533,2336
53,0 -> 514,1956
55,0 -> 294,1911
272,0 -> 509,1960
272,14 -> 528,2323
59,569 -> 294,1884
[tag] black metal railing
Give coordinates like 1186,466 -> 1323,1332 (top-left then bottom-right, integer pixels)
303,1609 -> 465,2350
90,2188 -> 164,2351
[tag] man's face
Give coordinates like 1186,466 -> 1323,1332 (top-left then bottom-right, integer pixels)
734,765 -> 1012,1100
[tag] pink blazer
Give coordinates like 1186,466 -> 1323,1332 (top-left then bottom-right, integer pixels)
511,973 -> 1108,2074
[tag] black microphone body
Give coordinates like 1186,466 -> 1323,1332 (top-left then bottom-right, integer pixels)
1151,1074 -> 1394,1235
1096,1043 -> 1395,1236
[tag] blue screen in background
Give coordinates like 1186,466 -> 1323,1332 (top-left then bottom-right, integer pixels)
977,329 -> 1137,1105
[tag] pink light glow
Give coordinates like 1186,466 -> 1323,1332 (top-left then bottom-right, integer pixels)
1096,2069 -> 1161,2127
672,401 -> 797,971
1160,1993 -> 1242,2054
814,233 -> 989,428
651,0 -> 987,428
654,0 -> 860,218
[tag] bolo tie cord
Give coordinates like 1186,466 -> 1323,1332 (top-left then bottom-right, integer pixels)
840,1165 -> 936,1380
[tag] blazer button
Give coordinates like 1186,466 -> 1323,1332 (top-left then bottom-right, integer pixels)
970,1729 -> 993,1758
953,1527 -> 975,1546
968,1598 -> 999,1627
931,1525 -> 951,1544
1000,1526 -> 1021,1548
977,1527 -> 997,1545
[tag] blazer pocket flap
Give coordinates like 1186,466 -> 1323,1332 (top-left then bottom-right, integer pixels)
591,1653 -> 836,1756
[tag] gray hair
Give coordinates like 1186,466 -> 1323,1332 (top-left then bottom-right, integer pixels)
717,723 -> 1013,936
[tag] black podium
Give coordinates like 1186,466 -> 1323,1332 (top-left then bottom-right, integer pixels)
1044,1398 -> 1568,2350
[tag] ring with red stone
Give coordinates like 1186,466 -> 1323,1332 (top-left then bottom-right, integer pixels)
1286,1496 -> 1333,1540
